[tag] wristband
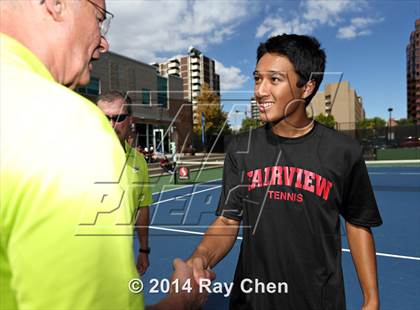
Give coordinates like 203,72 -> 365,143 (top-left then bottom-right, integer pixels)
139,247 -> 151,254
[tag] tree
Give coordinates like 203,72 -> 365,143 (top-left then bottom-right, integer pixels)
315,113 -> 336,129
356,117 -> 386,129
396,118 -> 415,126
193,84 -> 231,135
240,118 -> 260,133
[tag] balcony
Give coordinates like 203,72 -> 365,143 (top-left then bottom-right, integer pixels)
168,62 -> 179,69
192,84 -> 200,91
191,65 -> 200,71
192,78 -> 201,85
168,68 -> 180,76
190,57 -> 199,64
191,71 -> 200,78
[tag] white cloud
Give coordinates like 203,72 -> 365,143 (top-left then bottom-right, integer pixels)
215,60 -> 249,91
256,17 -> 314,38
303,1 -> 367,25
106,0 -> 256,63
255,0 -> 381,40
337,17 -> 383,39
351,17 -> 379,27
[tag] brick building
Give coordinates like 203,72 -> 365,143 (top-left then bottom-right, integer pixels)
406,18 -> 420,124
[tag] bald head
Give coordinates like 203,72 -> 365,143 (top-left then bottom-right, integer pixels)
0,0 -> 110,88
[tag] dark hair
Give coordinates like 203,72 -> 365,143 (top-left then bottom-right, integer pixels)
257,34 -> 326,104
96,90 -> 132,115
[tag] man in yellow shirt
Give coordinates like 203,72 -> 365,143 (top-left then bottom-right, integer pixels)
97,91 -> 153,276
0,0 -> 211,309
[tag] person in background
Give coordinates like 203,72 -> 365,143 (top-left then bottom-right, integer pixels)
160,156 -> 175,173
97,91 -> 152,276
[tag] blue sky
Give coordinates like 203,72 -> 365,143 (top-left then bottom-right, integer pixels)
106,1 -> 419,126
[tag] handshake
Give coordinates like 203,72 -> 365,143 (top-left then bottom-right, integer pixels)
149,256 -> 215,310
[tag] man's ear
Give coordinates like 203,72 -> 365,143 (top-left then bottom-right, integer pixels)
302,80 -> 316,99
43,0 -> 64,22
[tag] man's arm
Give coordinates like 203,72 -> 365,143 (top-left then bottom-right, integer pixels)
346,221 -> 380,310
187,216 -> 240,283
136,207 -> 150,275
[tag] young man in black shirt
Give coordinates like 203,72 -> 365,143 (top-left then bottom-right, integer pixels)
186,34 -> 382,310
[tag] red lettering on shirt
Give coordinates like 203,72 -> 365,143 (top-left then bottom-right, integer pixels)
303,170 -> 315,193
269,166 -> 283,186
252,169 -> 263,188
295,168 -> 304,189
284,166 -> 295,186
246,165 -> 334,202
315,174 -> 333,200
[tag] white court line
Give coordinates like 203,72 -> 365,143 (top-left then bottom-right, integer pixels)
340,249 -> 420,260
152,178 -> 222,196
366,159 -> 420,164
149,226 -> 420,261
151,184 -> 222,206
402,172 -> 420,175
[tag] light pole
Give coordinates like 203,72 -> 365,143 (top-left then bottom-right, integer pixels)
387,107 -> 393,142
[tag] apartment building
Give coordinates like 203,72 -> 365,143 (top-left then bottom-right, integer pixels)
311,81 -> 365,130
407,18 -> 420,124
157,47 -> 220,124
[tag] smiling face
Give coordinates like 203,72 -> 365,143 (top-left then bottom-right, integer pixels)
254,53 -> 309,125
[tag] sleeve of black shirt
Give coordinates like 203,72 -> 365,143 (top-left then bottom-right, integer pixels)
339,151 -> 383,227
215,137 -> 244,221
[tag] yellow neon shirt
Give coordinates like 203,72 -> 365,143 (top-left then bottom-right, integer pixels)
0,33 -> 144,309
124,141 -> 153,210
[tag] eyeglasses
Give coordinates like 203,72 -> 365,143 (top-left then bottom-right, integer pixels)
106,114 -> 129,123
86,0 -> 114,36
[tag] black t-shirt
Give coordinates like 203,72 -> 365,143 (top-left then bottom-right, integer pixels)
216,122 -> 382,310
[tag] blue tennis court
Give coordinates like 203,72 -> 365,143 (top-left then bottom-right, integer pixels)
135,165 -> 420,309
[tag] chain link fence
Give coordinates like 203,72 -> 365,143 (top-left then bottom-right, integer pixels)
338,124 -> 420,160
188,124 -> 420,161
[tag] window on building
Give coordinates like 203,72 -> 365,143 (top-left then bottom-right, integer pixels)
76,76 -> 100,96
157,76 -> 168,107
142,88 -> 150,105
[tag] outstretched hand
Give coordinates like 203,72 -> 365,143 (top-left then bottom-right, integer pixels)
169,258 -> 216,309
186,255 -> 215,285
